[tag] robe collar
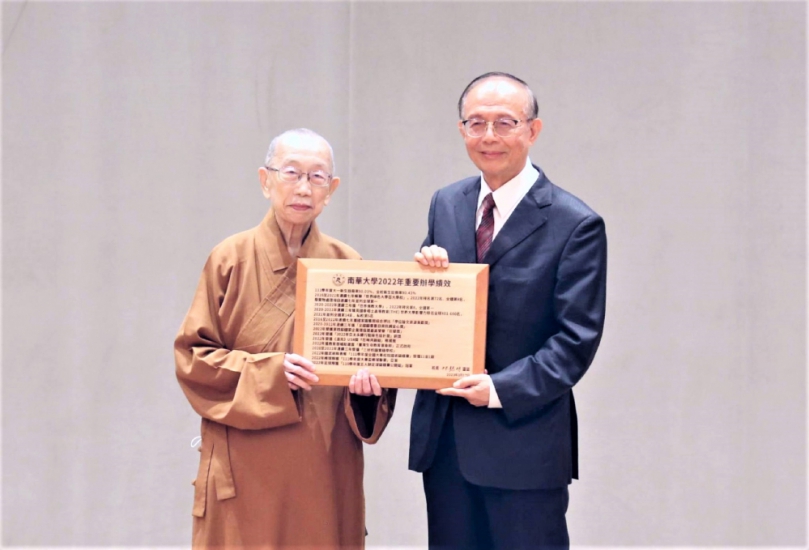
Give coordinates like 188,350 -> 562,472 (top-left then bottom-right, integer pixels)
255,208 -> 323,274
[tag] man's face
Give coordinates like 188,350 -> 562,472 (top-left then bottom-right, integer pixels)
458,78 -> 543,189
259,134 -> 340,228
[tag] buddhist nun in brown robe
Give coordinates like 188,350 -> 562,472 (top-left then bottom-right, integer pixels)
175,129 -> 395,549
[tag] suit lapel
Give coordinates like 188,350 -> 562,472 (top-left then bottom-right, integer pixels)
453,177 -> 480,264
484,168 -> 553,267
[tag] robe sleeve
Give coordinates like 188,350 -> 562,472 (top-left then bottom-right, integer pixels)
344,389 -> 397,443
175,253 -> 301,431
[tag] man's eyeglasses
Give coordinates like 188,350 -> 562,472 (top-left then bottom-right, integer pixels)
461,118 -> 532,138
266,166 -> 333,188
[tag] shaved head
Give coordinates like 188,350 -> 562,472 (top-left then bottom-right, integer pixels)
265,128 -> 335,173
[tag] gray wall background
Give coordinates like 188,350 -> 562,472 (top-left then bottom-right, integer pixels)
2,1 -> 805,547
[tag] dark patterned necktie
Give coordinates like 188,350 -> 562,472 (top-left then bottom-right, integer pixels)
476,193 -> 496,262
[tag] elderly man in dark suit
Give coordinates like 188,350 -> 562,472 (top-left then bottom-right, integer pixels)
410,72 -> 608,549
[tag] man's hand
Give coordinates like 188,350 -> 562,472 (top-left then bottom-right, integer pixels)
436,374 -> 490,407
349,368 -> 382,396
284,353 -> 318,391
414,245 -> 449,268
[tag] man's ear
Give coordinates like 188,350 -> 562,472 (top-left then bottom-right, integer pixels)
323,176 -> 341,205
258,167 -> 272,199
458,120 -> 466,138
528,118 -> 543,144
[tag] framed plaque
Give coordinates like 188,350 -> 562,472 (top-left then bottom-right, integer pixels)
293,259 -> 489,389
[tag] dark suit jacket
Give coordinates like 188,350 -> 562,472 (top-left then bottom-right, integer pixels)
408,166 -> 607,490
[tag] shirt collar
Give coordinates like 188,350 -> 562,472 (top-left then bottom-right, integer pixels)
477,158 -> 539,214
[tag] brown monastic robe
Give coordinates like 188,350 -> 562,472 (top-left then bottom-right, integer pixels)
175,209 -> 395,549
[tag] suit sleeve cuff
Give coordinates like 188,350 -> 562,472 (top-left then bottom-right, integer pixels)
487,375 -> 503,408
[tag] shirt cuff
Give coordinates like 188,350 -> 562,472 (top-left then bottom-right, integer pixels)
487,375 -> 502,408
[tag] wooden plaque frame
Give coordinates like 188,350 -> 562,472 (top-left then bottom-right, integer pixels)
293,259 -> 488,389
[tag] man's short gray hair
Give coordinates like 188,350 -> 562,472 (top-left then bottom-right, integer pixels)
458,72 -> 539,121
264,128 -> 336,173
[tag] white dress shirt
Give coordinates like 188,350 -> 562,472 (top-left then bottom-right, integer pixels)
476,158 -> 539,408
